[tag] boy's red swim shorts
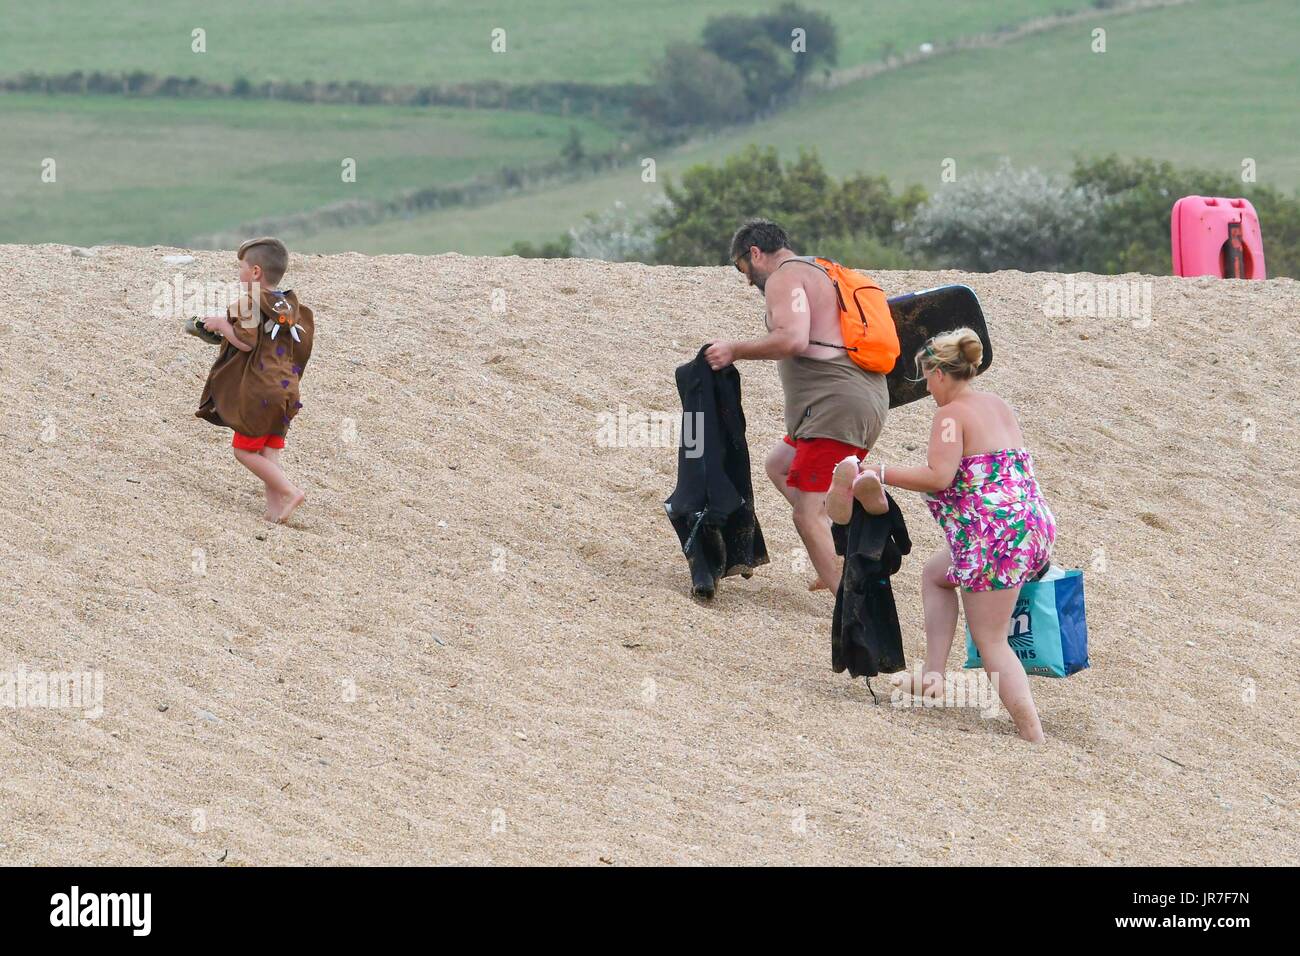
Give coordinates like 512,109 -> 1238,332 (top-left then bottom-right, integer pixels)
783,435 -> 868,493
232,433 -> 286,452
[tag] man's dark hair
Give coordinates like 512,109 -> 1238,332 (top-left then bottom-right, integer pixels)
729,218 -> 791,262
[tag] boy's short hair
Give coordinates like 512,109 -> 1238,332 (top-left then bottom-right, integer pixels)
238,237 -> 289,286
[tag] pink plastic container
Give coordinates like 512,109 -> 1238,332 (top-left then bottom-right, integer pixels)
1171,196 -> 1266,279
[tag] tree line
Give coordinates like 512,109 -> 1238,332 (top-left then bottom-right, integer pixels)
508,147 -> 1300,279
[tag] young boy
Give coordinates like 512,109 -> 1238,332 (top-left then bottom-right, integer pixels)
195,237 -> 314,524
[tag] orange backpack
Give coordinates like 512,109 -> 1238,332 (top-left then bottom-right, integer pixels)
781,256 -> 900,374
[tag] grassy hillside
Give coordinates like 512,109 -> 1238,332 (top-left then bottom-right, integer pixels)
0,0 -> 1077,86
297,0 -> 1300,255
0,94 -> 621,247
3,0 -> 1093,248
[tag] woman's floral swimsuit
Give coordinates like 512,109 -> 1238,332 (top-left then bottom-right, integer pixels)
926,448 -> 1056,591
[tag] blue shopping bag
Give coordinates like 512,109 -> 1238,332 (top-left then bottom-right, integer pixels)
963,567 -> 1089,678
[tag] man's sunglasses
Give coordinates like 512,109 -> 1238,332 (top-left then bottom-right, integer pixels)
732,252 -> 751,273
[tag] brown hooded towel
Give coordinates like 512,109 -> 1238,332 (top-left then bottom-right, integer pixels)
196,288 -> 315,439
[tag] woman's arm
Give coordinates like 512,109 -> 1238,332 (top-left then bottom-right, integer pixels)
875,408 -> 964,494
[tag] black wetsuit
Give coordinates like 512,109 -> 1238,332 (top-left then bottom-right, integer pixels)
664,347 -> 769,598
831,494 -> 911,681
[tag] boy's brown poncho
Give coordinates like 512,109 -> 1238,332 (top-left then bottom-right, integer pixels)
196,288 -> 315,439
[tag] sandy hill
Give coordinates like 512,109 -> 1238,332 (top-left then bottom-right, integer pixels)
0,245 -> 1296,865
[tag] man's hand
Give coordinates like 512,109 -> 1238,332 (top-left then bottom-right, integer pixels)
704,341 -> 735,370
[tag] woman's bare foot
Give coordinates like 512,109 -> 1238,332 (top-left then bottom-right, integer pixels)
826,455 -> 860,525
891,668 -> 945,701
853,470 -> 889,515
276,488 -> 306,524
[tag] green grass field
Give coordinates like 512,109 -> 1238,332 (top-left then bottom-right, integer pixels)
0,0 -> 1080,86
4,0 -> 1295,254
0,94 -> 621,246
1,0 -> 1103,248
296,0 -> 1300,255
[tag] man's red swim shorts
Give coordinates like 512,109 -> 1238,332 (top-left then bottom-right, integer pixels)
783,435 -> 868,493
232,432 -> 286,452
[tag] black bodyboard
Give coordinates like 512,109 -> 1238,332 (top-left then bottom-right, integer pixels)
886,285 -> 993,408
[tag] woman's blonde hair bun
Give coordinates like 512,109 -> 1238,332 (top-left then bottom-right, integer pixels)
915,327 -> 983,381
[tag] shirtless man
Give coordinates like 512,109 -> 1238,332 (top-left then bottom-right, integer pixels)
705,219 -> 888,594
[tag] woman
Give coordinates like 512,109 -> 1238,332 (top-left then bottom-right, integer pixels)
826,328 -> 1056,742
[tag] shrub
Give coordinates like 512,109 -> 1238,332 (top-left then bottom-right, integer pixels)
817,233 -> 923,271
702,2 -> 836,107
903,161 -> 1103,272
560,127 -> 585,166
567,199 -> 668,262
833,174 -> 927,246
505,235 -> 574,258
643,43 -> 749,128
758,1 -> 839,81
652,145 -> 925,266
1070,155 -> 1300,277
701,29 -> 794,111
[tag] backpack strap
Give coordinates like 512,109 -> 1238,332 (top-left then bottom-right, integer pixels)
775,254 -> 826,272
775,256 -> 854,352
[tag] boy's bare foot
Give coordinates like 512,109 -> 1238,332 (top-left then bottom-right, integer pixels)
276,488 -> 306,524
853,470 -> 889,515
264,489 -> 284,523
891,669 -> 945,701
826,455 -> 860,525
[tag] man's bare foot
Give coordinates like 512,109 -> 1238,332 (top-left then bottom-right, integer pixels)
891,669 -> 945,701
808,577 -> 829,591
853,470 -> 889,515
276,488 -> 306,524
826,455 -> 860,525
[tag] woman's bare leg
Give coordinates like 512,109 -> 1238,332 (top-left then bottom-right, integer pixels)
921,545 -> 961,674
893,544 -> 958,700
964,587 -> 1044,742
